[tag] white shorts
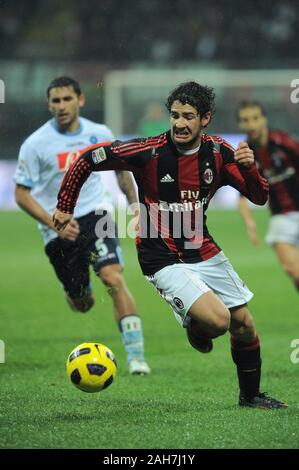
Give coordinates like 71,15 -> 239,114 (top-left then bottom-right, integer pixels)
266,212 -> 299,247
146,251 -> 253,327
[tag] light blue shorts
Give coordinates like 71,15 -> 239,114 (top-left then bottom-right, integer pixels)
146,251 -> 253,326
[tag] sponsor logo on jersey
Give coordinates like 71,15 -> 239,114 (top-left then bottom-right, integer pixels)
56,151 -> 80,172
181,190 -> 201,199
92,147 -> 107,164
159,193 -> 210,212
203,168 -> 214,184
159,200 -> 202,212
160,174 -> 174,183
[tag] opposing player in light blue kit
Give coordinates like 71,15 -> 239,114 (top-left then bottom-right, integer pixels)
14,76 -> 150,375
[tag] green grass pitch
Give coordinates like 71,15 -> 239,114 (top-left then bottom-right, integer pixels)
0,209 -> 298,449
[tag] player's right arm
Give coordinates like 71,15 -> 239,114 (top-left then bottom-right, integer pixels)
238,195 -> 260,246
15,185 -> 80,241
53,137 -> 153,230
14,141 -> 79,241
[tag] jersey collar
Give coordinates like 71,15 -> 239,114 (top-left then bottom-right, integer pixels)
50,118 -> 83,136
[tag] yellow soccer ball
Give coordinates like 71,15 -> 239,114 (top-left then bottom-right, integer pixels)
66,342 -> 117,393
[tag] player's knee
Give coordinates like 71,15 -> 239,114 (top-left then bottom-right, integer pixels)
230,311 -> 256,340
244,313 -> 255,332
212,309 -> 231,336
99,267 -> 124,293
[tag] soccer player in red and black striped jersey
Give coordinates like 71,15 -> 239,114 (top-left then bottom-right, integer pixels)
237,101 -> 299,292
53,82 -> 287,409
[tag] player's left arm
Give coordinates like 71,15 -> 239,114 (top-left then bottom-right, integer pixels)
222,141 -> 269,205
115,170 -> 138,205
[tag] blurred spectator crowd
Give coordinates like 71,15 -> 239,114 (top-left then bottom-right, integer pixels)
0,0 -> 298,66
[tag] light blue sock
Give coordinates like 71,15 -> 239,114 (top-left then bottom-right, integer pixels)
119,315 -> 145,364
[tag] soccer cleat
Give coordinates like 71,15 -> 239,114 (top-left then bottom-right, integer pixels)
186,320 -> 213,353
128,359 -> 151,375
239,392 -> 288,409
65,293 -> 95,313
66,294 -> 79,311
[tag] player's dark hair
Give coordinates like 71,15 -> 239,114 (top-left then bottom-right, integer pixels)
166,81 -> 216,121
47,76 -> 82,98
236,100 -> 267,120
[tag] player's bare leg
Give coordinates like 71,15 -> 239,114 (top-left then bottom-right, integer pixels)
229,304 -> 256,343
273,242 -> 299,291
230,304 -> 287,409
98,264 -> 151,375
99,264 -> 137,321
186,291 -> 230,353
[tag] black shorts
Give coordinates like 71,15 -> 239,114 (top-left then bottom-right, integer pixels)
45,211 -> 124,298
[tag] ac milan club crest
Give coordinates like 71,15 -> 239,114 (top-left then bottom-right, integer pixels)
173,297 -> 184,309
203,168 -> 214,184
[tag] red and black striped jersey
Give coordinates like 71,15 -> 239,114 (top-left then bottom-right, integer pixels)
248,130 -> 299,215
57,131 -> 268,275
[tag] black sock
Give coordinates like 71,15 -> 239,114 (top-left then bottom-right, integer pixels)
231,335 -> 261,400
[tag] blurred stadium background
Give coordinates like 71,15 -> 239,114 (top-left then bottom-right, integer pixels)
1,0 -> 299,450
1,0 -> 299,208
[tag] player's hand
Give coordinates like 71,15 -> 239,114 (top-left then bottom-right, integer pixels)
246,220 -> 260,246
52,209 -> 73,232
234,142 -> 254,168
57,219 -> 80,241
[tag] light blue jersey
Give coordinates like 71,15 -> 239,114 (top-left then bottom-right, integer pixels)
14,117 -> 114,245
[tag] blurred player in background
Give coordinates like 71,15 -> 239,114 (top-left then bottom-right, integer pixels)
237,101 -> 299,292
53,81 -> 286,408
14,76 -> 150,375
138,102 -> 168,137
